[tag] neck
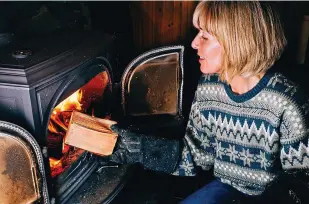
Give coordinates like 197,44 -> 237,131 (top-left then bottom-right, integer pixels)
229,73 -> 265,95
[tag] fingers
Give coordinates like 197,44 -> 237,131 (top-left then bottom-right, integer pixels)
109,124 -> 122,134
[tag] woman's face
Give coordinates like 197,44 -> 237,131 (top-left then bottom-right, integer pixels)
191,29 -> 223,74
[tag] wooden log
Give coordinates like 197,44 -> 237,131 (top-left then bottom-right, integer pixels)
64,111 -> 118,156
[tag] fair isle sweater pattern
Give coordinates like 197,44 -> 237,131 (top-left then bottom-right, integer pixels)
172,72 -> 309,196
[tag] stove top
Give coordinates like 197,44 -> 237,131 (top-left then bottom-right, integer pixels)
0,31 -> 114,86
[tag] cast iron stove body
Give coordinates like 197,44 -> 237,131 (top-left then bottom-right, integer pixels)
0,30 -> 185,203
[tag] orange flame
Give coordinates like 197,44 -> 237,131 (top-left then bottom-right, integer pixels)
49,157 -> 62,169
48,71 -> 110,178
54,89 -> 83,113
48,89 -> 84,177
49,89 -> 83,132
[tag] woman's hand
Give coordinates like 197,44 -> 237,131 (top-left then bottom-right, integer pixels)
99,120 -> 180,174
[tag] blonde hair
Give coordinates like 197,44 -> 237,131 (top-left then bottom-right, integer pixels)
193,1 -> 287,83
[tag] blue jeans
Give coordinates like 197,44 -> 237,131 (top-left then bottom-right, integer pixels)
180,179 -> 246,204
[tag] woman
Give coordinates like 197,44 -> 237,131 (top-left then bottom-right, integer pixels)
102,1 -> 309,203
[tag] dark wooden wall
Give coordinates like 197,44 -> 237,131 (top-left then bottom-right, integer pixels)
130,1 -> 198,53
128,1 -> 309,66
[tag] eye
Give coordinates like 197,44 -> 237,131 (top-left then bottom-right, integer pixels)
201,36 -> 208,41
200,34 -> 208,41
198,30 -> 208,41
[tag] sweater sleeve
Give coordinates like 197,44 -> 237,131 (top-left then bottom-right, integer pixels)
280,93 -> 309,170
172,91 -> 216,176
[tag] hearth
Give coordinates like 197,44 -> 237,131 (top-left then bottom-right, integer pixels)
0,30 -> 185,203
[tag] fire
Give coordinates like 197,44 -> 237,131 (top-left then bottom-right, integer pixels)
47,71 -> 110,178
48,89 -> 85,178
49,89 -> 83,132
49,157 -> 62,169
49,157 -> 64,178
54,89 -> 83,113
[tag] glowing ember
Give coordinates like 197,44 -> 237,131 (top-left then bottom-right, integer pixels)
49,158 -> 64,178
49,157 -> 62,169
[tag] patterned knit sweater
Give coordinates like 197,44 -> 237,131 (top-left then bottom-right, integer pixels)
172,71 -> 309,196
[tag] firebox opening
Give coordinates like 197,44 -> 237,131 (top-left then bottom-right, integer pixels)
47,71 -> 111,178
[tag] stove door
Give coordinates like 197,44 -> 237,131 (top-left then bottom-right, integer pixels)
121,45 -> 184,130
0,121 -> 50,204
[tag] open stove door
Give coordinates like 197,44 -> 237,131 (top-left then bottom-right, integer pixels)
121,45 -> 184,134
0,121 -> 50,204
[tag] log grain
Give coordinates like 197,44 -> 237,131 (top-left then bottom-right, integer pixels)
64,111 -> 118,156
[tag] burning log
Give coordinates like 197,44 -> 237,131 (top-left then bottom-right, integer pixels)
48,119 -> 60,134
58,111 -> 73,127
50,112 -> 68,131
47,132 -> 64,148
49,148 -> 85,178
64,111 -> 118,156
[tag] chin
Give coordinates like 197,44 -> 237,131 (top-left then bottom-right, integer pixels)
200,65 -> 220,75
200,68 -> 215,75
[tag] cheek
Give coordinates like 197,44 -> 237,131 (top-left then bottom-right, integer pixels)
200,43 -> 222,74
206,43 -> 222,60
206,44 -> 222,66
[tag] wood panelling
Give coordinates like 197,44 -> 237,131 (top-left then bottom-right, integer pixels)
130,1 -> 197,52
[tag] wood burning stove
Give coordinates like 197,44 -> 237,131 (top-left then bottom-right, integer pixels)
0,31 -> 116,204
0,30 -> 185,203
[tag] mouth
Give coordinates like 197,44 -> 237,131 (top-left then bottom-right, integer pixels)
198,55 -> 205,62
198,55 -> 205,60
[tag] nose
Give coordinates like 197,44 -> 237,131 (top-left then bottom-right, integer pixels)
191,35 -> 199,50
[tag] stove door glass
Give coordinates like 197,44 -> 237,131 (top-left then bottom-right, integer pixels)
0,121 -> 49,204
121,45 -> 184,118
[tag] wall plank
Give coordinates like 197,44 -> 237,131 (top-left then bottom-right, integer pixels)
130,1 -> 197,52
